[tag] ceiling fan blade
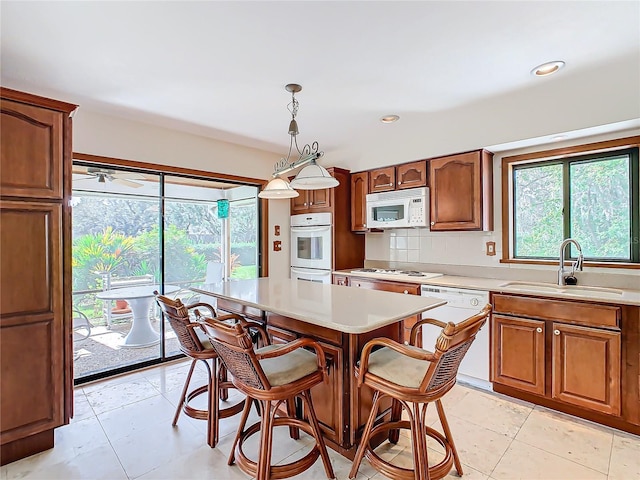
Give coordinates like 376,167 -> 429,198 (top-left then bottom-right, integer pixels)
112,178 -> 143,188
114,172 -> 145,180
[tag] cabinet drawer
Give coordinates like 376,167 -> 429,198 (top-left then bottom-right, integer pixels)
492,294 -> 620,329
350,278 -> 420,295
267,313 -> 343,346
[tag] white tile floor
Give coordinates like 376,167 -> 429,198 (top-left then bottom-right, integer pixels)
2,359 -> 639,480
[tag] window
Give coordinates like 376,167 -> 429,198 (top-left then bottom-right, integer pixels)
510,146 -> 639,264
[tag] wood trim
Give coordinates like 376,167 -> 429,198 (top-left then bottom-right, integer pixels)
0,87 -> 77,114
501,136 -> 640,266
73,152 -> 267,187
499,258 -> 640,270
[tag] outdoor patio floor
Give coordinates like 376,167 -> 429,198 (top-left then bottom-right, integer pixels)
73,316 -> 182,379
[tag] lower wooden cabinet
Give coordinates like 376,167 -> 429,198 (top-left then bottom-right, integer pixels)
491,315 -> 545,395
491,294 -> 628,431
551,322 -> 620,415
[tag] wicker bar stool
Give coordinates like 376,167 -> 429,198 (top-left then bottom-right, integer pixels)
199,316 -> 335,480
349,304 -> 492,480
154,292 -> 248,448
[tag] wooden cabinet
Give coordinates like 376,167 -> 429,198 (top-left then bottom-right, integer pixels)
307,341 -> 343,445
0,88 -> 76,465
291,187 -> 332,213
491,315 -> 545,395
346,277 -> 421,345
396,160 -> 427,190
350,172 -> 368,232
368,166 -> 395,193
551,322 -> 620,415
291,167 -> 365,272
491,294 -> 626,428
429,150 -> 493,231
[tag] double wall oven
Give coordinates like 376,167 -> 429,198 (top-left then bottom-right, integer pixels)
290,212 -> 332,284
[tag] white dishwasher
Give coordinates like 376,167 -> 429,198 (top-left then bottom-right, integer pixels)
420,285 -> 491,390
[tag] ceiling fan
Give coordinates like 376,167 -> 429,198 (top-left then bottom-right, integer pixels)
74,167 -> 145,188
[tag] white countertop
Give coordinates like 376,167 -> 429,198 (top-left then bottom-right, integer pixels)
336,271 -> 640,306
191,278 -> 446,334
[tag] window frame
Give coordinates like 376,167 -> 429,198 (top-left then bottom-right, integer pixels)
501,136 -> 640,269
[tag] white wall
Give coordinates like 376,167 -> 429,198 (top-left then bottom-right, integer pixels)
365,129 -> 640,281
72,109 -> 292,278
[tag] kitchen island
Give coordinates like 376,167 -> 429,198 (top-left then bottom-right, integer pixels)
191,278 -> 446,458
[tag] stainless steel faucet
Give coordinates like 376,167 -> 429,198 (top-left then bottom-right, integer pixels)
558,238 -> 584,285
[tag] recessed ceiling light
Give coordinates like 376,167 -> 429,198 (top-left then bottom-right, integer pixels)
531,61 -> 565,77
380,115 -> 400,123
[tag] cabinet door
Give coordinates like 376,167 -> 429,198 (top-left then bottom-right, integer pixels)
307,341 -> 343,446
0,99 -> 64,199
350,172 -> 368,232
551,323 -> 621,415
491,315 -> 545,395
429,150 -> 492,231
0,201 -> 64,445
309,188 -> 331,211
369,167 -> 395,193
290,191 -> 309,213
397,160 -> 427,190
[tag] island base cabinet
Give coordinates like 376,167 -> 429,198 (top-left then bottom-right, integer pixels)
551,323 -> 620,416
490,315 -> 545,396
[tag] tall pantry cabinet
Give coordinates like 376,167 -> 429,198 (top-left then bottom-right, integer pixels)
0,88 -> 77,465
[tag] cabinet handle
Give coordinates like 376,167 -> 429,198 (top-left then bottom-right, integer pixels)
403,290 -> 408,294
363,223 -> 366,227
430,221 -> 435,226
304,202 -> 307,206
554,329 -> 560,336
536,327 -> 543,333
309,202 -> 313,206
355,283 -> 360,287
398,181 -> 402,185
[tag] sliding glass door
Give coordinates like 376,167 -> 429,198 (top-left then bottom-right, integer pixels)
72,163 -> 260,382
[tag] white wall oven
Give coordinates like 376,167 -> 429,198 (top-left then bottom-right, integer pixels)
290,212 -> 332,283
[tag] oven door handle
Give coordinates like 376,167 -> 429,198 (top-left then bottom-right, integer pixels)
291,226 -> 331,233
291,267 -> 330,276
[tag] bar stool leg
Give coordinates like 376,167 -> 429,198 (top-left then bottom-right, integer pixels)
413,402 -> 431,480
228,394 -> 253,466
219,363 -> 229,401
301,390 -> 335,479
173,359 -> 197,426
205,358 -> 218,447
349,390 -> 383,479
286,397 -> 300,440
257,400 -> 274,480
388,398 -> 403,444
435,399 -> 463,476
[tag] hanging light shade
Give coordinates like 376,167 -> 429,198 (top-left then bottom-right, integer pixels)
259,83 -> 338,199
258,176 -> 299,199
289,160 -> 339,190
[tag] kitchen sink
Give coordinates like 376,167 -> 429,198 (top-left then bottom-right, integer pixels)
499,281 -> 623,297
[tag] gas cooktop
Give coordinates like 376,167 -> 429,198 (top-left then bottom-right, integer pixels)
350,268 -> 443,280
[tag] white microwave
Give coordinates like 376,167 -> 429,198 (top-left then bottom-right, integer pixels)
366,187 -> 429,229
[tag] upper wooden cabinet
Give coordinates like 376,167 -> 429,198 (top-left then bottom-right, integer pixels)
368,166 -> 396,193
291,187 -> 332,214
0,88 -> 76,465
396,160 -> 427,190
368,160 -> 428,194
350,172 -> 368,232
429,150 -> 493,231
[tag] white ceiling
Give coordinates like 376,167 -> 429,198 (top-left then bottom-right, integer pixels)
2,1 -> 639,170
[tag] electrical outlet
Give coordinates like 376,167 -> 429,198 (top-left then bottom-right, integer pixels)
273,240 -> 282,252
486,241 -> 496,256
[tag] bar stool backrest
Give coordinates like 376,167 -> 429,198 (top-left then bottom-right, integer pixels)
154,292 -> 206,354
419,305 -> 491,392
200,318 -> 272,391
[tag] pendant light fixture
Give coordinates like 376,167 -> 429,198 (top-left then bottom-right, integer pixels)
258,84 -> 338,199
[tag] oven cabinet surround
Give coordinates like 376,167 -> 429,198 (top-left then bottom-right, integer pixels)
333,274 -> 422,346
192,278 -> 445,458
490,293 -> 640,435
429,149 -> 493,231
290,167 -> 364,271
0,88 -> 77,464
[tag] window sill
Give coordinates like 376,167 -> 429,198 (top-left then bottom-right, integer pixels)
499,258 -> 640,270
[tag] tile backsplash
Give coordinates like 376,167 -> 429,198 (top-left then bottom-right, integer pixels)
366,228 -> 500,267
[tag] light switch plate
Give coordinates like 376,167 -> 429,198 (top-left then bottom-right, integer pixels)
486,241 -> 496,256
